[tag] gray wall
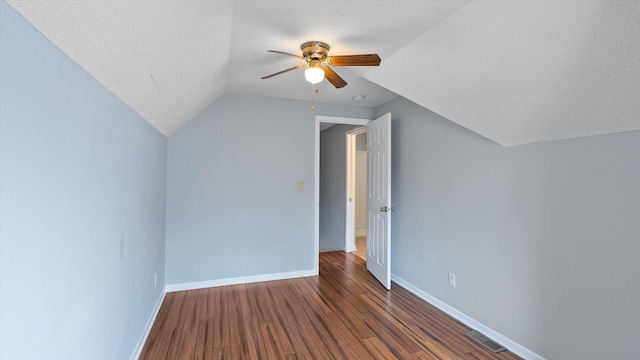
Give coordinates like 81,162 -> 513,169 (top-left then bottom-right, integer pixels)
377,97 -> 640,360
165,94 -> 371,284
319,124 -> 360,251
356,132 -> 367,151
0,3 -> 168,359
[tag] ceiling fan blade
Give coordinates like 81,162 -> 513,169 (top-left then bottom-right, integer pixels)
323,67 -> 347,88
267,50 -> 305,60
262,64 -> 307,79
327,54 -> 381,67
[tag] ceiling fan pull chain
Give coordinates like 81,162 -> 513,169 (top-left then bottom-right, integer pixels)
311,84 -> 317,110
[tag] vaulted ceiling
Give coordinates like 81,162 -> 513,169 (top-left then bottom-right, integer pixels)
6,0 -> 640,146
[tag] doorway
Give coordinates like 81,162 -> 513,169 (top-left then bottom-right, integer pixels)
313,116 -> 370,274
314,113 -> 393,290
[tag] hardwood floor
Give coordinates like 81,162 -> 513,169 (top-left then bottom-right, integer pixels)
140,252 -> 522,359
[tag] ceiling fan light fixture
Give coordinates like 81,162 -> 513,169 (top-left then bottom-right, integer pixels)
305,66 -> 324,84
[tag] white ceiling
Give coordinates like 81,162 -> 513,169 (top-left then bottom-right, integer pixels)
364,0 -> 640,146
6,0 -> 640,145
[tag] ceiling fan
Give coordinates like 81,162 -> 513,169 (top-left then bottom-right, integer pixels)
261,41 -> 381,89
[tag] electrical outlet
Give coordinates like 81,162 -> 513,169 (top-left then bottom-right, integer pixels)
154,273 -> 157,287
448,273 -> 456,288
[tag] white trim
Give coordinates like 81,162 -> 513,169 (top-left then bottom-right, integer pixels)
165,269 -> 316,292
345,131 -> 355,253
314,117 -> 320,274
316,116 -> 371,126
130,290 -> 166,360
345,126 -> 367,254
344,244 -> 357,253
314,115 -> 371,274
391,274 -> 546,360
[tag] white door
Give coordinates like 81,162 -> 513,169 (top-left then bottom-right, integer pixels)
366,113 -> 392,290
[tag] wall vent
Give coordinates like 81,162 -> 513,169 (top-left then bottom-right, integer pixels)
466,330 -> 507,353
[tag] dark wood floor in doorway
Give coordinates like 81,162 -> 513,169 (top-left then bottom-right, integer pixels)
140,252 -> 522,359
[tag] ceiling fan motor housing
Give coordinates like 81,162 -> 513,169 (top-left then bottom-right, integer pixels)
301,41 -> 330,63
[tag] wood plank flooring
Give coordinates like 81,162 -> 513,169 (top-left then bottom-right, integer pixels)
140,252 -> 522,360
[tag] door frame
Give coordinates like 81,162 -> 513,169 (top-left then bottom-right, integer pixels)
314,115 -> 371,275
345,126 -> 367,254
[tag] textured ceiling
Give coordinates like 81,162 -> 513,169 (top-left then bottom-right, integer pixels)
6,0 -> 234,136
365,0 -> 640,145
225,1 -> 467,110
5,0 -> 467,137
6,1 -> 640,145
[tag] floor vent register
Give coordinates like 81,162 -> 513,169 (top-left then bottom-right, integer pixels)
465,330 -> 507,353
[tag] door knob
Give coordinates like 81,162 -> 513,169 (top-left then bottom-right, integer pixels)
390,207 -> 395,212
380,206 -> 388,212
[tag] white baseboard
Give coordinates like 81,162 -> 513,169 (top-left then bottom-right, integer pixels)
130,289 -> 166,360
165,269 -> 316,292
355,227 -> 366,237
391,274 -> 545,360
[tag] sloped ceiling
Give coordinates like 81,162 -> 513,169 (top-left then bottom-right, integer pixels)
5,1 -> 234,136
6,0 -> 640,145
364,0 -> 640,146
